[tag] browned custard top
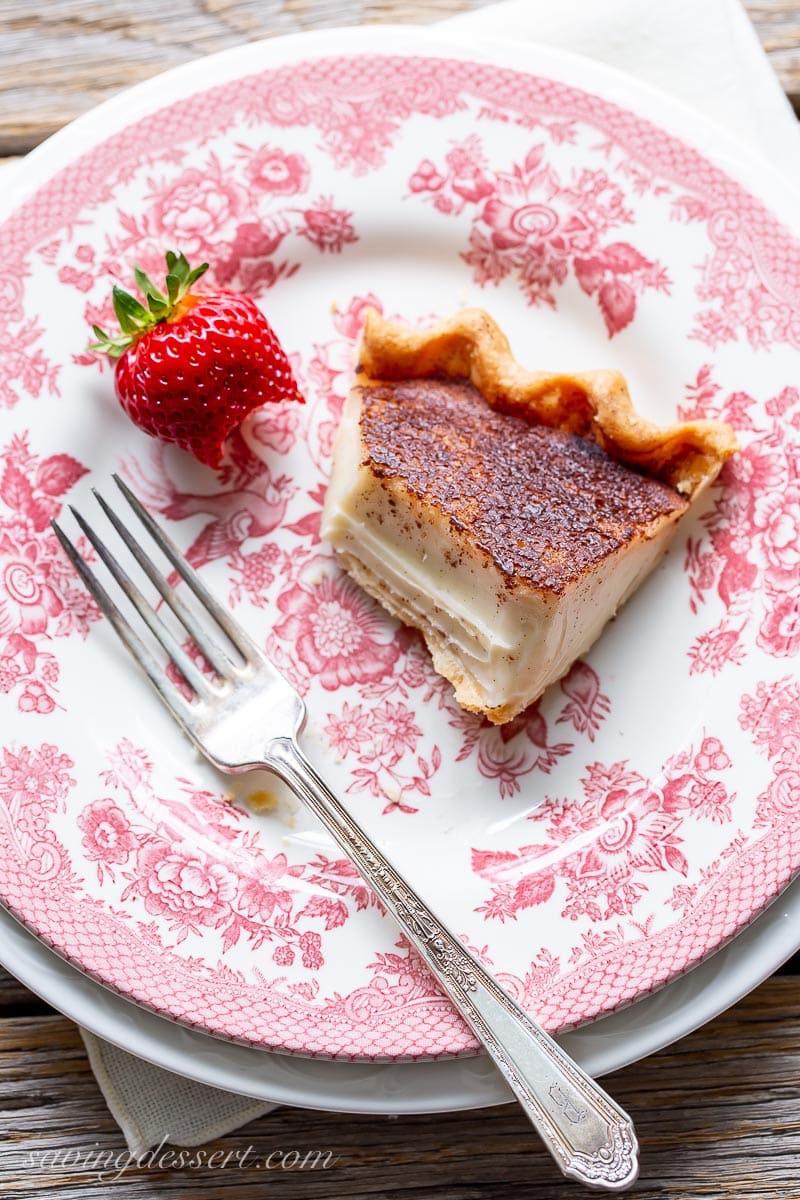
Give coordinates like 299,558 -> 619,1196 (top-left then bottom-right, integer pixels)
357,377 -> 689,594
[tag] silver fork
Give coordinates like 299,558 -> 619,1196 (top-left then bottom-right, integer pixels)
53,475 -> 639,1191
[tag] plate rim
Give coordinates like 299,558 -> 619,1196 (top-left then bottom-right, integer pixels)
1,878 -> 798,1110
0,23 -> 798,1059
5,25 -> 800,236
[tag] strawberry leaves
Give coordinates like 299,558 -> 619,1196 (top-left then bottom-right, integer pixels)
89,251 -> 210,359
165,250 -> 209,304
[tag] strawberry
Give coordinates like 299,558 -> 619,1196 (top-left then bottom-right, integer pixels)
90,251 -> 303,468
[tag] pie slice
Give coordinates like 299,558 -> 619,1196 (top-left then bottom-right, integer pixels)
321,308 -> 737,724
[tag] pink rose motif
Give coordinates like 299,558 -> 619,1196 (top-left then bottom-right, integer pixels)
3,551 -> 63,635
78,798 -> 137,865
763,769 -> 800,816
274,571 -> 399,690
135,840 -> 235,928
236,853 -> 293,921
299,199 -> 357,254
332,293 -> 382,341
758,593 -> 800,657
752,485 -> 800,587
248,145 -> 310,195
249,402 -> 301,454
273,944 -> 295,966
150,166 -> 245,256
481,198 -> 558,250
578,788 -> 685,880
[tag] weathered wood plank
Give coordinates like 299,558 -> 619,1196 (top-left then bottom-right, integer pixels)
1,980 -> 800,1198
0,968 -> 53,1018
747,0 -> 800,96
0,0 -> 797,156
0,3 -> 798,1195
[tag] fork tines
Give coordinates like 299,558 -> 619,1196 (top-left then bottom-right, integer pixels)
51,475 -> 255,706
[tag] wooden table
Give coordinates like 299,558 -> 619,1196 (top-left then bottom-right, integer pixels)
1,2 -> 800,1197
1,0 -> 800,155
2,963 -> 800,1197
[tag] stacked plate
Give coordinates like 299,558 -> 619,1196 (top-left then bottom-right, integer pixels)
1,26 -> 799,1112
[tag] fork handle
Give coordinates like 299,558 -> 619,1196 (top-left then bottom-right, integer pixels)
263,736 -> 638,1190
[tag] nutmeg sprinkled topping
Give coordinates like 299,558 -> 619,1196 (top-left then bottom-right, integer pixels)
358,378 -> 689,594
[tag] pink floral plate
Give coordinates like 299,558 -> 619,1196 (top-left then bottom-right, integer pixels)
1,27 -> 799,1061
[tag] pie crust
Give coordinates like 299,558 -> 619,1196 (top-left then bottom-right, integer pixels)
358,308 -> 737,499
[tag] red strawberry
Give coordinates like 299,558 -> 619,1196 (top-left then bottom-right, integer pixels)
90,251 -> 303,468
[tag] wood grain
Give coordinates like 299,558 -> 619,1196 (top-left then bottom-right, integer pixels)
1,971 -> 800,1198
0,3 -> 799,1196
747,0 -> 800,98
0,969 -> 51,1018
0,0 -> 798,155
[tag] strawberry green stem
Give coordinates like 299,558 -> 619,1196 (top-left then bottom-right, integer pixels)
89,250 -> 209,359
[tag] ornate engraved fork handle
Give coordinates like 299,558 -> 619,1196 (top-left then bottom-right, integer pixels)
264,737 -> 639,1191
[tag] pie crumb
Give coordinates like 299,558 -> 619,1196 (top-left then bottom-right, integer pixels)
246,788 -> 281,813
242,784 -> 299,827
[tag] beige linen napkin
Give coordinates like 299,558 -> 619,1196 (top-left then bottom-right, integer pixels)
3,0 -> 797,1157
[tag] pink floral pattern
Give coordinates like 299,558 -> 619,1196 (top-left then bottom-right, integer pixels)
0,742 -> 78,882
272,567 -> 401,693
0,434 -> 96,713
670,199 -> 800,350
323,699 -> 438,815
59,147 -> 357,341
77,798 -> 137,869
62,739 -> 391,962
472,735 -> 735,925
445,663 -> 612,799
0,315 -> 60,410
409,138 -> 670,334
0,46 -> 798,1058
680,369 -> 800,672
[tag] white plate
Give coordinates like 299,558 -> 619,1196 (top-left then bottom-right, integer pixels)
1,26 -> 799,1059
1,879 -> 797,1110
